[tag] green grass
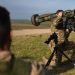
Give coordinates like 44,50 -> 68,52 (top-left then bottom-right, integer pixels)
11,34 -> 50,61
11,32 -> 75,75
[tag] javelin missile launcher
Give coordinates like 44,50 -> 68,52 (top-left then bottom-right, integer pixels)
31,10 -> 75,28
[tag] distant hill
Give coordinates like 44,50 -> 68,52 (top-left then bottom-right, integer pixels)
11,19 -> 51,30
11,19 -> 31,24
11,19 -> 51,27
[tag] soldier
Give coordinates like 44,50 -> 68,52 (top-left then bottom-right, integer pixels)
0,6 -> 49,75
45,10 -> 71,66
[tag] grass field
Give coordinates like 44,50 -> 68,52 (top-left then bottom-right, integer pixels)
11,20 -> 75,75
11,32 -> 75,75
11,34 -> 50,60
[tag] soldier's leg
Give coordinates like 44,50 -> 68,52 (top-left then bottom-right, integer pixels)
50,44 -> 63,66
42,40 -> 56,66
48,31 -> 64,66
48,32 -> 58,66
55,45 -> 63,64
54,30 -> 65,65
49,40 -> 57,66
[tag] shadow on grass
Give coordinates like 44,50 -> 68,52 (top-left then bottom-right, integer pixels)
45,60 -> 74,75
65,41 -> 75,61
45,41 -> 75,75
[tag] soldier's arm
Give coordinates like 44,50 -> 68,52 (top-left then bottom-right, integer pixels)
51,16 -> 62,27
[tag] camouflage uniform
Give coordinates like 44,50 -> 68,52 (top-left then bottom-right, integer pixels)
49,16 -> 71,66
0,52 -> 47,75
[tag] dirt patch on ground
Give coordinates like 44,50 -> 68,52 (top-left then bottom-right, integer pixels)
12,29 -> 51,36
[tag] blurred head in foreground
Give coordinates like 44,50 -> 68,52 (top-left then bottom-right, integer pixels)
0,6 -> 11,51
0,6 -> 12,64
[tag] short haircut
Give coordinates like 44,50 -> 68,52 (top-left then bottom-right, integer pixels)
0,6 -> 11,50
56,10 -> 63,14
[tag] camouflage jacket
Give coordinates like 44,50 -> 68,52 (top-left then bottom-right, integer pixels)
0,54 -> 47,75
51,16 -> 64,31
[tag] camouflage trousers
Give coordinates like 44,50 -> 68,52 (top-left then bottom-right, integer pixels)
49,30 -> 66,66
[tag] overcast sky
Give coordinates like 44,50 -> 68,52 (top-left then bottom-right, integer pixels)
0,0 -> 75,19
